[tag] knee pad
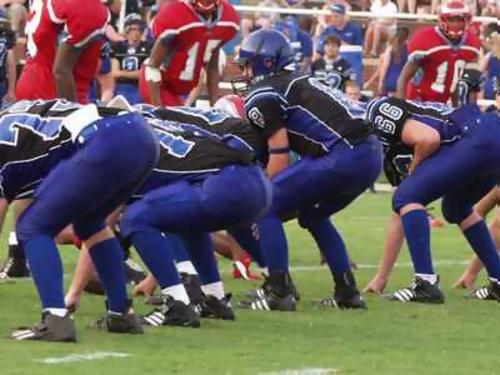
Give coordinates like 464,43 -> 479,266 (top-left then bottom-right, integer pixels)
392,185 -> 418,214
72,220 -> 106,242
16,212 -> 40,245
441,197 -> 473,224
119,201 -> 153,239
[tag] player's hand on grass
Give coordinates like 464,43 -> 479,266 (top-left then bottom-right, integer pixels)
453,272 -> 477,289
133,274 -> 157,297
65,292 -> 81,313
363,275 -> 388,294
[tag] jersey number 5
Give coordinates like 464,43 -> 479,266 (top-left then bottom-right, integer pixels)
180,40 -> 221,81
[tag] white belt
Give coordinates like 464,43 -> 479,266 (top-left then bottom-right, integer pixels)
62,104 -> 102,142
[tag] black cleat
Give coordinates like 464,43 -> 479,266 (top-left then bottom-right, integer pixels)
465,281 -> 500,301
142,296 -> 200,328
0,249 -> 30,279
239,271 -> 297,312
314,270 -> 366,310
10,312 -> 76,342
245,272 -> 301,302
385,276 -> 445,304
239,292 -> 296,311
201,294 -> 236,320
180,273 -> 205,308
90,300 -> 144,334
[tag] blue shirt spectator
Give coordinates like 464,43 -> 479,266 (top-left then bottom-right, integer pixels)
316,4 -> 364,55
275,16 -> 313,73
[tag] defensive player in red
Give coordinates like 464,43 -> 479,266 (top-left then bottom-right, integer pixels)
140,0 -> 240,106
396,1 -> 480,103
15,0 -> 109,103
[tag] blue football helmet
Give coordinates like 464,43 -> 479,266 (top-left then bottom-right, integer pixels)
232,29 -> 293,95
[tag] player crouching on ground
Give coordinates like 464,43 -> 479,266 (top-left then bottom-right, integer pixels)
1,100 -> 159,342
234,29 -> 382,311
366,96 -> 500,303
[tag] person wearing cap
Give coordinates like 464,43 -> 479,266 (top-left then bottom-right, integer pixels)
316,3 -> 364,55
110,13 -> 151,104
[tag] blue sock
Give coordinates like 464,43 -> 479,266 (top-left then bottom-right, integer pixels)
171,234 -> 191,262
463,220 -> 500,280
258,215 -> 288,272
229,226 -> 267,268
23,235 -> 65,309
401,209 -> 434,275
182,233 -> 220,284
131,229 -> 181,289
307,218 -> 350,275
88,238 -> 128,313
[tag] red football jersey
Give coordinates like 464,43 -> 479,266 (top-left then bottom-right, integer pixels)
406,26 -> 480,103
152,0 -> 240,96
16,0 -> 108,103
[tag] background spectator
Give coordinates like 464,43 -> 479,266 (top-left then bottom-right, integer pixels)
275,16 -> 313,73
312,34 -> 354,91
378,27 -> 409,95
364,0 -> 398,57
345,81 -> 370,101
0,8 -> 15,107
480,23 -> 500,99
110,13 -> 151,104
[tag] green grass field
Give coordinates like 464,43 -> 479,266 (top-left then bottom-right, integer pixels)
1,192 -> 499,375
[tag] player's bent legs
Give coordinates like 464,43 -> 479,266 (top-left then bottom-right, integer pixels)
441,178 -> 500,283
16,113 -> 159,315
394,126 -> 500,279
259,135 -> 381,275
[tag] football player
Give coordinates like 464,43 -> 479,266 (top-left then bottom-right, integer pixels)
0,99 -> 159,342
366,96 -> 500,303
363,70 -> 487,295
65,101 -> 271,327
140,0 -> 240,106
396,1 -> 481,103
233,29 -> 382,311
16,0 -> 108,103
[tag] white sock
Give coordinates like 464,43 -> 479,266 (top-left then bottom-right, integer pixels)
489,277 -> 499,284
201,281 -> 225,300
176,261 -> 198,276
45,308 -> 68,317
9,231 -> 18,246
161,284 -> 190,305
259,267 -> 269,277
415,273 -> 438,284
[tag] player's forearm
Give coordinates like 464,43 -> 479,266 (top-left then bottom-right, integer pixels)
0,199 -> 9,237
396,62 -> 418,99
6,51 -> 16,95
66,245 -> 95,303
206,50 -> 221,106
149,80 -> 162,106
410,141 -> 439,173
377,212 -> 405,279
266,154 -> 290,179
54,43 -> 80,101
117,70 -> 141,80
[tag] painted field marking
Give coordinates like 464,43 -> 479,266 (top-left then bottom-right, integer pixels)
260,368 -> 339,375
37,352 -> 131,365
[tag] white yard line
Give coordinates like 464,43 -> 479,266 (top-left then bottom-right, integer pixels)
260,368 -> 339,375
37,352 -> 131,365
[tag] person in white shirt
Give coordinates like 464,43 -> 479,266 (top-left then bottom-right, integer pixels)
364,0 -> 398,57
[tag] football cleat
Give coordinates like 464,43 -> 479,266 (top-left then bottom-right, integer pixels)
142,296 -> 200,328
385,276 -> 445,304
246,273 -> 301,301
239,291 -> 296,311
315,270 -> 366,309
201,294 -> 236,320
90,300 -> 144,334
10,312 -> 76,342
180,272 -> 205,309
0,255 -> 30,279
239,271 -> 297,311
465,281 -> 500,301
